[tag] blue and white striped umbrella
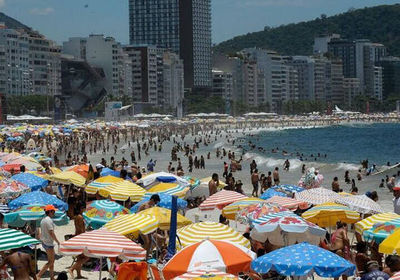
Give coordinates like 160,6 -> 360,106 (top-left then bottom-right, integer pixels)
12,172 -> 48,191
251,242 -> 356,277
131,193 -> 187,213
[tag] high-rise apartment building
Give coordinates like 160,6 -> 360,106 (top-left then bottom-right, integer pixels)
343,78 -> 361,107
378,57 -> 400,100
328,38 -> 357,78
63,35 -> 132,97
129,0 -> 212,89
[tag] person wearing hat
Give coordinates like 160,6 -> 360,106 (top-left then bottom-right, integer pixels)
37,205 -> 60,280
393,187 -> 400,214
360,261 -> 389,280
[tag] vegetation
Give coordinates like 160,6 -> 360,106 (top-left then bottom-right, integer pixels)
215,4 -> 400,56
6,95 -> 54,116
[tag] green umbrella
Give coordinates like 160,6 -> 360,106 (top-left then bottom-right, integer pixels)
0,228 -> 40,251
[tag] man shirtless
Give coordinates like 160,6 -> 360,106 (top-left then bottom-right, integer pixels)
137,194 -> 160,212
0,251 -> 36,280
208,173 -> 219,196
273,167 -> 280,186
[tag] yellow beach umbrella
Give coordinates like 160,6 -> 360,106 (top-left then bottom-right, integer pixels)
355,212 -> 400,235
302,202 -> 360,227
379,229 -> 400,254
99,180 -> 145,202
176,221 -> 250,250
146,183 -> 189,199
138,207 -> 191,230
85,175 -> 124,195
222,197 -> 265,220
48,171 -> 86,187
104,213 -> 158,238
50,167 -> 62,174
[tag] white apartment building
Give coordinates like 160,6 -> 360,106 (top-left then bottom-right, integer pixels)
212,69 -> 233,102
63,35 -> 131,97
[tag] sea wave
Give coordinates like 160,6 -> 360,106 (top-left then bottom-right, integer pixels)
334,162 -> 361,171
243,152 -> 303,170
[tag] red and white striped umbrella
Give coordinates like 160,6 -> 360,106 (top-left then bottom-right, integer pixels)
390,271 -> 400,280
199,190 -> 247,211
59,229 -> 146,260
265,196 -> 309,210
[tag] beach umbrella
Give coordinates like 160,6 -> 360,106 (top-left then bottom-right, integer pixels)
11,172 -> 48,191
174,269 -> 238,280
83,200 -> 131,230
8,157 -> 43,171
60,229 -> 146,280
137,207 -> 191,230
131,193 -> 187,212
162,239 -> 256,280
176,222 -> 250,250
250,211 -> 326,246
335,194 -> 384,214
0,179 -> 30,198
260,189 -> 287,200
302,202 -> 360,227
295,187 -> 341,205
0,152 -> 21,163
390,271 -> 400,280
265,196 -> 309,210
4,204 -> 69,227
1,163 -> 22,173
99,180 -> 145,202
182,176 -> 201,190
222,197 -> 265,220
379,228 -> 400,254
85,175 -> 124,195
66,164 -> 90,178
8,191 -> 68,211
104,213 -> 158,238
137,172 -> 190,189
251,242 -> 356,277
355,212 -> 400,235
237,202 -> 288,224
48,171 -> 86,187
0,203 -> 10,214
363,219 -> 400,244
0,228 -> 40,251
145,183 -> 190,199
271,184 -> 305,194
100,167 -> 120,177
199,190 -> 246,211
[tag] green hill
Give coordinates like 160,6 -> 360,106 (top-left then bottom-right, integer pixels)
214,4 -> 400,56
0,12 -> 31,32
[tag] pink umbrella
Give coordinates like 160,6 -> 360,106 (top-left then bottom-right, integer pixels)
199,190 -> 246,211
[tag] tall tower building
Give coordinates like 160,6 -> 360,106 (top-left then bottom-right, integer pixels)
129,0 -> 212,89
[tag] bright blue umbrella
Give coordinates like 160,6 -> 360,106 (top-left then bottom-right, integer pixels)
260,189 -> 287,200
100,168 -> 120,177
131,193 -> 187,212
251,242 -> 355,277
8,191 -> 68,211
12,173 -> 48,191
272,184 -> 305,194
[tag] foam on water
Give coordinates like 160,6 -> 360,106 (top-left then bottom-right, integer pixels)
244,152 -> 303,170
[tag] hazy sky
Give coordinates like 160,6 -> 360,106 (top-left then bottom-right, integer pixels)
0,0 -> 398,44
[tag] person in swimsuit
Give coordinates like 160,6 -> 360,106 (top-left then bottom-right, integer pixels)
0,250 -> 36,280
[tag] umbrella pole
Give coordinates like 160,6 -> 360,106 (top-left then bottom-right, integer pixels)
34,227 -> 38,273
99,257 -> 102,280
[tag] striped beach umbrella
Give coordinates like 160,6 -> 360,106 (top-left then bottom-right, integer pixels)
355,212 -> 400,235
265,196 -> 309,210
85,175 -> 124,195
363,219 -> 400,244
4,204 -> 69,227
99,180 -> 146,202
0,228 -> 40,251
137,172 -> 190,189
295,187 -> 340,205
174,269 -> 238,280
104,213 -> 158,238
237,202 -> 288,224
145,183 -> 189,199
199,190 -> 247,211
0,203 -> 10,214
59,228 -> 146,259
138,207 -> 191,230
48,171 -> 86,187
222,197 -> 265,220
390,271 -> 400,280
83,200 -> 131,230
302,202 -> 360,227
335,194 -> 384,214
176,222 -> 250,249
250,211 -> 326,246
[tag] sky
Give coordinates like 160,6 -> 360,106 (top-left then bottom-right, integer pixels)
0,0 -> 399,45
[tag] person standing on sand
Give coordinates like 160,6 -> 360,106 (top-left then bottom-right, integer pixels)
251,169 -> 259,197
250,160 -> 257,175
209,173 -> 219,196
37,205 -> 60,280
273,167 -> 280,186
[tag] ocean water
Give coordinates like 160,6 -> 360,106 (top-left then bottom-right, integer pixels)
239,123 -> 400,168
